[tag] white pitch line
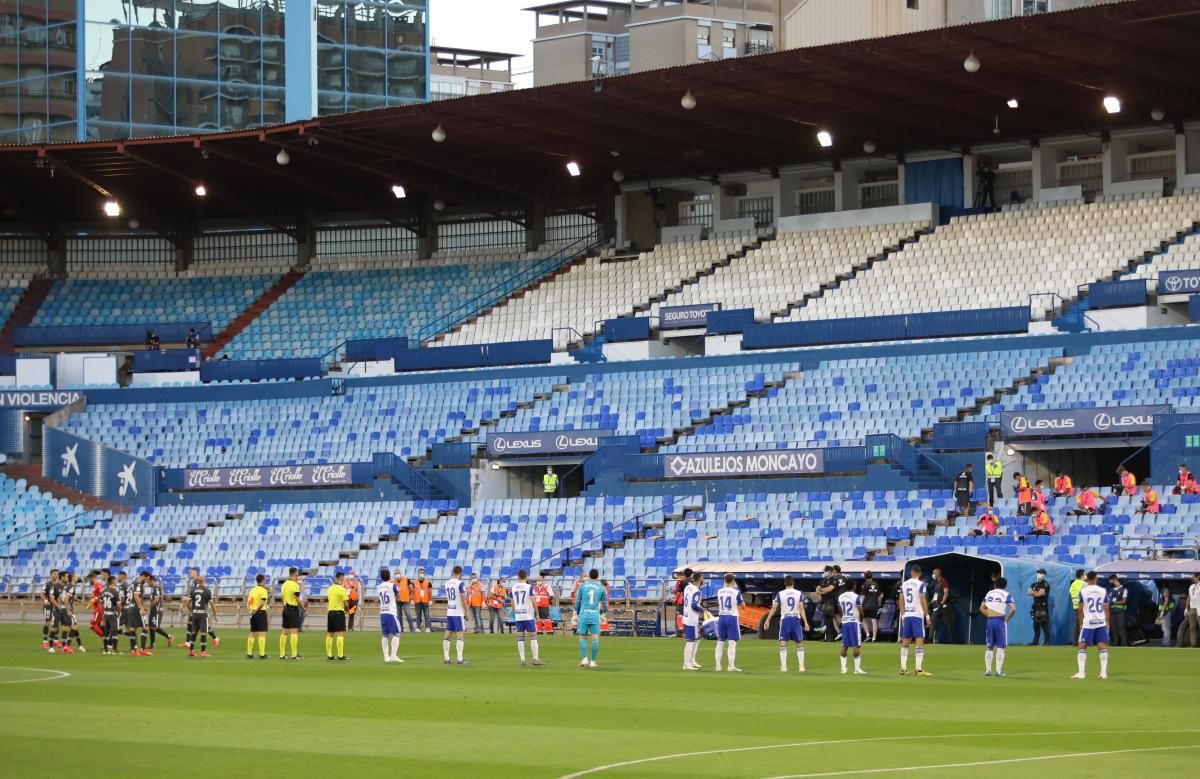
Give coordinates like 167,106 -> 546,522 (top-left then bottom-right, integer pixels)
554,729 -> 1200,779
760,744 -> 1200,779
0,667 -> 72,684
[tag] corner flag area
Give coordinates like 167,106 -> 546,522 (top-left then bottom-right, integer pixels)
2,627 -> 1197,778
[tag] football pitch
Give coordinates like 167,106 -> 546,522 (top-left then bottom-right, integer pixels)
2,625 -> 1198,779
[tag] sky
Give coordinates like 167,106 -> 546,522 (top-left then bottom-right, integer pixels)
431,0 -> 536,87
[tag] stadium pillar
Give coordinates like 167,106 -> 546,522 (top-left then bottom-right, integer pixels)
962,153 -> 975,207
418,201 -> 437,260
46,221 -> 65,275
1176,130 -> 1188,189
295,212 -> 316,268
1101,138 -> 1129,197
896,161 -> 906,205
595,193 -> 615,245
174,233 -> 194,273
525,200 -> 546,253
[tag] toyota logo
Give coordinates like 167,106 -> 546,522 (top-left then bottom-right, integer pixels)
1165,275 -> 1183,293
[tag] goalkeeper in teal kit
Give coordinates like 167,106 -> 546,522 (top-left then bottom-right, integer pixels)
573,569 -> 608,668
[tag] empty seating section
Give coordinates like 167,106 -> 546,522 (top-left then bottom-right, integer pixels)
789,194 -> 1200,322
0,473 -> 103,558
64,376 -> 566,466
0,284 -> 23,324
667,349 -> 1058,452
974,339 -> 1200,422
441,233 -> 758,350
1122,215 -> 1200,284
651,222 -> 926,321
32,274 -> 281,333
220,258 -> 539,361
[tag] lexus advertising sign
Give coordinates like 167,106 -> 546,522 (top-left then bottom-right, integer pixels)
1000,405 -> 1168,438
486,430 -> 610,457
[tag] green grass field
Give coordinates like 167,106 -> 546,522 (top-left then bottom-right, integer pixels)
2,625 -> 1199,778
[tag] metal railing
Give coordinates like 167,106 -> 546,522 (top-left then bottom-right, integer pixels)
1117,535 -> 1199,560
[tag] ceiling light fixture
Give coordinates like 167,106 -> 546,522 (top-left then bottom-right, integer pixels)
863,140 -> 877,155
612,170 -> 625,183
275,148 -> 290,165
566,161 -> 581,177
1103,95 -> 1121,114
431,124 -> 446,143
816,130 -> 833,148
1006,98 -> 1019,109
963,51 -> 980,73
391,184 -> 407,199
680,90 -> 697,110
103,200 -> 121,217
194,183 -> 207,197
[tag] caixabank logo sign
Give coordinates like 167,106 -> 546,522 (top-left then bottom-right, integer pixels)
43,425 -> 157,506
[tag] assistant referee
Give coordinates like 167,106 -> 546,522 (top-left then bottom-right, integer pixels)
280,567 -> 303,660
326,571 -> 349,661
246,574 -> 270,660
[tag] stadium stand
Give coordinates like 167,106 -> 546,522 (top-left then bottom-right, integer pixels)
650,220 -> 929,322
0,472 -> 105,558
787,194 -> 1200,322
440,232 -> 762,349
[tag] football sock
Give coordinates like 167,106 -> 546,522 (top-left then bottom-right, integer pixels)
129,634 -> 136,652
336,636 -> 344,658
456,638 -> 464,662
443,638 -> 451,662
1099,649 -> 1108,675
996,649 -> 1005,673
797,647 -> 805,668
140,632 -> 147,650
42,625 -> 49,643
289,633 -> 298,658
727,642 -> 736,666
591,638 -> 599,661
915,647 -> 924,671
248,636 -> 255,655
388,635 -> 399,659
279,633 -> 288,658
854,655 -> 862,672
326,636 -> 334,658
985,649 -> 993,672
579,638 -> 588,659
258,637 -> 266,656
530,638 -> 539,662
200,634 -> 207,651
1077,649 -> 1087,675
900,646 -> 909,670
714,640 -> 725,669
840,655 -> 848,672
779,648 -> 787,669
517,636 -> 526,662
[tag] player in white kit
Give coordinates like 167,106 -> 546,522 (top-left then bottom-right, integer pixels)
981,576 -> 1015,677
1072,571 -> 1111,680
443,565 -> 470,665
764,575 -> 809,672
681,571 -> 703,670
715,573 -> 744,672
837,586 -> 866,675
898,565 -> 932,676
510,569 -> 544,666
377,569 -> 404,663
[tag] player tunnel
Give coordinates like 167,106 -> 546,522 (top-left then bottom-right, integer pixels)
907,553 -> 1077,646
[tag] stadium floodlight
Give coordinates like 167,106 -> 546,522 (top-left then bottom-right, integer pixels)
680,90 -> 697,110
566,161 -> 582,177
963,51 -> 980,73
612,170 -> 625,183
1151,107 -> 1165,122
816,130 -> 833,148
432,124 -> 447,143
103,200 -> 121,217
194,183 -> 207,197
391,184 -> 407,199
275,148 -> 290,165
1103,95 -> 1121,114
863,140 -> 877,154
1006,98 -> 1019,109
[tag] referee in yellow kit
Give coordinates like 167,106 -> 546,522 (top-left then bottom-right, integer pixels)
280,567 -> 303,660
326,571 -> 349,661
246,574 -> 270,659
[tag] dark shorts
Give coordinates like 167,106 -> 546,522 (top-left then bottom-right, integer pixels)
327,611 -> 347,633
147,609 -> 161,629
54,608 -> 71,628
862,606 -> 880,619
250,611 -> 269,633
102,614 -> 119,634
123,609 -> 143,630
191,614 -> 209,635
42,605 -> 53,622
282,605 -> 302,630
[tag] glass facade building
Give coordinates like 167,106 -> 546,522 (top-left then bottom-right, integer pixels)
0,0 -> 427,143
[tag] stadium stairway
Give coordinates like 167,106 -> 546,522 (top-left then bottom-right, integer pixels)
0,463 -> 132,515
0,277 -> 54,353
770,225 -> 932,321
628,234 -> 771,318
205,269 -> 305,358
1055,218 -> 1200,332
427,252 -> 591,346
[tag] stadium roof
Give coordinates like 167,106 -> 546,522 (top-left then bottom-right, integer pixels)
1,0 -> 1198,231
